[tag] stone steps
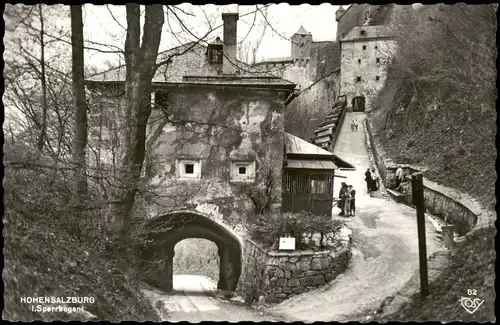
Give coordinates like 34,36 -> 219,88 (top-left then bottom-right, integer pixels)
312,135 -> 332,144
315,124 -> 336,134
314,128 -> 333,137
319,118 -> 339,128
311,98 -> 347,153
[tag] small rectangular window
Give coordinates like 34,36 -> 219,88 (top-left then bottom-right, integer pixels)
360,30 -> 366,36
375,45 -> 378,50
376,58 -> 381,63
356,76 -> 361,82
311,180 -> 328,194
231,161 -> 255,183
376,76 -> 380,81
358,59 -> 361,64
177,159 -> 201,180
156,92 -> 168,109
207,44 -> 223,64
212,49 -> 222,64
185,164 -> 194,174
362,45 -> 367,50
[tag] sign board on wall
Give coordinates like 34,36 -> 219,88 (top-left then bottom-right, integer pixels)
279,237 -> 296,250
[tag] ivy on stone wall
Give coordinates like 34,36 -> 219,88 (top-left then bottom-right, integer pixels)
249,211 -> 345,250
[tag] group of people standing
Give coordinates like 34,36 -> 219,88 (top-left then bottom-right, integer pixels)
338,182 -> 356,217
364,168 -> 380,195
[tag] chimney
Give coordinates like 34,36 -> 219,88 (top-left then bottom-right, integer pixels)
222,12 -> 239,75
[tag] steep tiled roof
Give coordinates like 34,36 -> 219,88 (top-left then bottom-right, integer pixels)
341,25 -> 394,42
254,56 -> 293,65
182,75 -> 296,87
285,132 -> 334,156
86,41 -> 259,83
294,25 -> 312,36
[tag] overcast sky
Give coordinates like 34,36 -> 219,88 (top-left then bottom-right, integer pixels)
82,4 -> 343,69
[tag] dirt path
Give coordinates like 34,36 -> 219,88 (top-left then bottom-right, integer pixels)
268,112 -> 445,322
142,275 -> 280,322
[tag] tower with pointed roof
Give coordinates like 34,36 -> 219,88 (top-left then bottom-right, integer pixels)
336,5 -> 346,22
291,25 -> 313,63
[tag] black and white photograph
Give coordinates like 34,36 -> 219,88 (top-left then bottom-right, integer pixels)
2,2 -> 496,322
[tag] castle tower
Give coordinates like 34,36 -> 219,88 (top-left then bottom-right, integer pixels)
335,5 -> 346,22
291,25 -> 313,62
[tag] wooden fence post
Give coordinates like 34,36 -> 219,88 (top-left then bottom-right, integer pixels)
411,172 -> 429,300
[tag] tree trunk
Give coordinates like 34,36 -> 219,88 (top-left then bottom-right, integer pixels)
37,4 -> 48,152
107,4 -> 165,240
71,5 -> 88,197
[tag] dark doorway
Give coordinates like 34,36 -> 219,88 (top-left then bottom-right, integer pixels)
352,96 -> 366,112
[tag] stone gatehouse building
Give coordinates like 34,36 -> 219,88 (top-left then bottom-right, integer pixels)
84,4 -> 399,296
86,11 -> 348,294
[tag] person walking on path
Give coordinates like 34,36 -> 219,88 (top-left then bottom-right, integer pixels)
348,185 -> 356,217
354,119 -> 359,132
364,168 -> 372,193
350,120 -> 355,132
395,165 -> 403,189
338,182 -> 348,216
370,168 -> 379,193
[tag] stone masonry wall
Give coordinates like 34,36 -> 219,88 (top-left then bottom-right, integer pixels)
236,238 -> 270,305
285,70 -> 341,140
340,39 -> 397,110
236,228 -> 352,306
337,4 -> 371,41
261,248 -> 351,304
364,118 -> 493,237
143,86 -> 286,234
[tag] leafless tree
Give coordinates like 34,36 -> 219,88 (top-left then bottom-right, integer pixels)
4,4 -> 75,160
103,4 -> 165,242
36,5 -> 49,152
70,5 -> 88,196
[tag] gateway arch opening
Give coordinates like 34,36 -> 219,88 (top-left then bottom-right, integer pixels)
172,238 -> 220,294
140,211 -> 242,294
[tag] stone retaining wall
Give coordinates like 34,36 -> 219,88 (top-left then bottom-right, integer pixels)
330,101 -> 348,152
364,118 -> 494,236
262,248 -> 351,304
236,231 -> 352,305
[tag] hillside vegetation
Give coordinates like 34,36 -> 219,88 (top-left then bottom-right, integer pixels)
3,144 -> 160,321
370,4 -> 496,322
372,4 -> 497,211
376,226 -> 496,322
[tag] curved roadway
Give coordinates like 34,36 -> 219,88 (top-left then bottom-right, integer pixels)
141,112 -> 445,322
267,112 -> 445,322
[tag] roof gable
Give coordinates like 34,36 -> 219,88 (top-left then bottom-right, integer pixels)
87,41 -> 264,83
294,25 -> 312,36
285,132 -> 333,156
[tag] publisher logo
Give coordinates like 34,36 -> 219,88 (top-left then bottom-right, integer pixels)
460,289 -> 484,314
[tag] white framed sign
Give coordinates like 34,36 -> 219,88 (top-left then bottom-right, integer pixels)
279,237 -> 296,250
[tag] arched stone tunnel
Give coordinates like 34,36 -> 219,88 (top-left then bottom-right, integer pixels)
139,211 -> 242,293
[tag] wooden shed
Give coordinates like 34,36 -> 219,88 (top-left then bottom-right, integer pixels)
283,133 -> 344,217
